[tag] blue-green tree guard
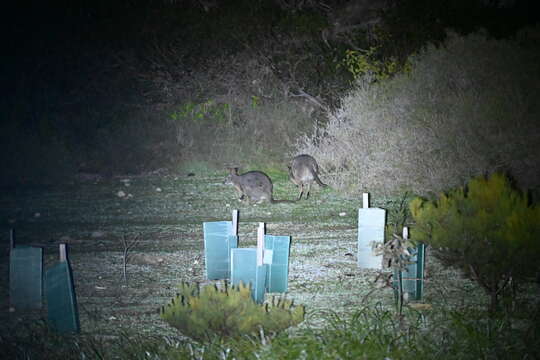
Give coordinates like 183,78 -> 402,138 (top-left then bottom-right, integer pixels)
45,258 -> 80,333
204,221 -> 238,280
264,235 -> 290,293
357,207 -> 386,269
10,245 -> 43,310
393,243 -> 425,301
230,248 -> 267,303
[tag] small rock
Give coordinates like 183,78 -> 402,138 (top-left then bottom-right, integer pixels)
108,316 -> 117,321
76,172 -> 103,182
116,190 -> 126,198
339,212 -> 347,217
156,187 -> 162,192
408,303 -> 433,311
91,231 -> 106,238
225,203 -> 231,207
59,235 -> 72,242
130,254 -> 165,266
9,307 -> 15,313
34,212 -> 41,218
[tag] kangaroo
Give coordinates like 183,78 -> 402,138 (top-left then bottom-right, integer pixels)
224,168 -> 294,204
288,154 -> 327,200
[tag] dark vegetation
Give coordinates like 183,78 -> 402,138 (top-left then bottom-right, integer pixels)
1,0 -> 540,358
2,0 -> 538,186
299,29 -> 540,195
411,173 -> 540,313
160,281 -> 305,340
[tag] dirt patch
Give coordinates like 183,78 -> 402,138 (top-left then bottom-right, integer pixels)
0,172 -> 487,337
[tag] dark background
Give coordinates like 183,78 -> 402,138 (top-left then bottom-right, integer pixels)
1,0 -> 538,186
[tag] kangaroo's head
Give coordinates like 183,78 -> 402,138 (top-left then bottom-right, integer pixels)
223,167 -> 239,185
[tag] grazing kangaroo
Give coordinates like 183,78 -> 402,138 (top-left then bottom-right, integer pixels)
224,168 -> 294,204
288,154 -> 327,200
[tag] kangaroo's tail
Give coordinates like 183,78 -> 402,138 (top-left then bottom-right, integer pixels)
314,173 -> 328,187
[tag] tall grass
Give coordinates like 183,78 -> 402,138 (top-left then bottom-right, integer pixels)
3,304 -> 539,359
296,29 -> 540,195
168,95 -> 315,173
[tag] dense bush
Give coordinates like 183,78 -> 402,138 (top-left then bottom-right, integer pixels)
296,29 -> 540,195
1,1 -> 335,183
4,1 -> 537,184
5,304 -> 538,359
163,94 -> 315,171
160,282 -> 305,341
409,173 -> 540,313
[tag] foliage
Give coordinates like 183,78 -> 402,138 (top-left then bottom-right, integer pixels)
3,0 -> 536,184
409,173 -> 540,312
262,305 -> 417,359
168,100 -> 232,149
340,46 -> 410,82
296,29 -> 540,195
380,0 -> 481,56
3,303 -> 540,359
380,0 -> 534,59
160,281 -> 305,341
169,100 -> 231,126
276,10 -> 328,35
414,307 -> 540,360
165,94 -> 314,169
377,230 -> 419,313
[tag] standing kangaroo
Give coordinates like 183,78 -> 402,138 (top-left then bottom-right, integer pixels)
288,154 -> 327,200
224,168 -> 294,204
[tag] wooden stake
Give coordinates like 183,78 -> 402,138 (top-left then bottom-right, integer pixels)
362,193 -> 369,209
232,209 -> 239,236
59,244 -> 67,263
10,228 -> 15,250
257,223 -> 265,266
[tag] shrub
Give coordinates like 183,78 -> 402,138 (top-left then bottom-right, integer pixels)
296,30 -> 540,195
340,46 -> 410,82
168,94 -> 315,170
409,173 -> 540,313
160,281 -> 305,341
167,100 -> 232,149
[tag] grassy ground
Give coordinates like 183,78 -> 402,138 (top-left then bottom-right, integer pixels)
0,169 -> 537,358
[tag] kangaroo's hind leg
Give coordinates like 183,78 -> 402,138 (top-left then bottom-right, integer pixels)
297,183 -> 305,200
305,182 -> 312,199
